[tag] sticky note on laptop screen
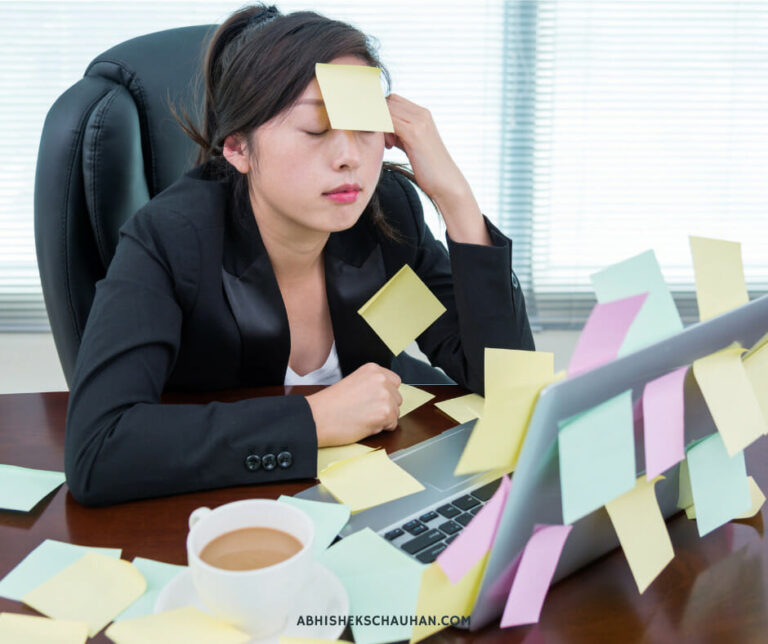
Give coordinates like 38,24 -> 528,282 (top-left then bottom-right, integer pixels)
689,235 -> 749,321
358,264 -> 446,356
315,63 -> 394,132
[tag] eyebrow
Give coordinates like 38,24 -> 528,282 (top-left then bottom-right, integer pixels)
295,98 -> 325,106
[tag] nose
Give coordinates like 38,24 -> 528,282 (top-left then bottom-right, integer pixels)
331,129 -> 362,170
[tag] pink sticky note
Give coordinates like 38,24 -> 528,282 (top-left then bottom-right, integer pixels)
568,293 -> 648,376
642,366 -> 688,479
436,476 -> 512,583
500,523 -> 573,627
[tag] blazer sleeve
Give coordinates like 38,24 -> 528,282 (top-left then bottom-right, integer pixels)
392,173 -> 535,394
64,207 -> 318,506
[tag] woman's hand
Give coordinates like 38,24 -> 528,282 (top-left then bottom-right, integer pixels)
305,363 -> 403,447
384,94 -> 490,245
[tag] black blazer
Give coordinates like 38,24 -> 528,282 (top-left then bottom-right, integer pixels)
65,163 -> 534,505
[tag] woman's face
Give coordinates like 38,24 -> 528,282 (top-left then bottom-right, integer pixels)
244,55 -> 386,235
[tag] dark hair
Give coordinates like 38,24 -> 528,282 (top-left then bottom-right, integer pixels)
174,3 -> 423,239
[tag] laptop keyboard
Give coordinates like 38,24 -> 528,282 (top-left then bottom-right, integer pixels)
381,477 -> 502,564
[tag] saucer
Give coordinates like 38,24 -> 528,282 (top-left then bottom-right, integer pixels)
155,561 -> 349,643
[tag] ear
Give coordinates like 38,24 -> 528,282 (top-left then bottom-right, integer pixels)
222,133 -> 251,174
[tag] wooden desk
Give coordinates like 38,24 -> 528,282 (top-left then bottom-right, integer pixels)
1,388 -> 766,642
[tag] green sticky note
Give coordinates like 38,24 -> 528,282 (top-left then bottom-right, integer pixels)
558,390 -> 636,524
113,557 -> 186,621
278,495 -> 351,556
686,433 -> 751,537
0,464 -> 65,511
0,539 -> 121,602
591,250 -> 683,355
319,528 -> 423,644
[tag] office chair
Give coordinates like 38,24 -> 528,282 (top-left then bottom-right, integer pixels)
34,25 -> 452,388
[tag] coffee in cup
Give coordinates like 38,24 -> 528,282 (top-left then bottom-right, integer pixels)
199,526 -> 303,570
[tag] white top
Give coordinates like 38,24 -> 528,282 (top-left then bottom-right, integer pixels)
284,341 -> 343,386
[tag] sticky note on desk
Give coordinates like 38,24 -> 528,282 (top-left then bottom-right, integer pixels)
278,495 -> 350,555
558,390 -> 636,524
0,613 -> 88,644
315,63 -> 394,133
605,476 -> 674,593
434,393 -> 484,424
105,606 -> 250,644
484,348 -> 554,397
744,338 -> 768,427
317,443 -> 375,473
0,539 -> 121,602
689,235 -> 749,321
686,433 -> 751,537
692,343 -> 766,456
113,558 -> 185,622
642,366 -> 688,479
0,464 -> 65,512
23,552 -> 146,636
318,448 -> 424,513
568,294 -> 648,376
358,264 -> 446,356
591,250 -> 683,354
398,383 -> 435,418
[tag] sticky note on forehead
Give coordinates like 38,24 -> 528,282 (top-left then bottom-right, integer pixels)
315,63 -> 394,132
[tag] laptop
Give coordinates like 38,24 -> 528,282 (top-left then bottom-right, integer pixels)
296,293 -> 768,630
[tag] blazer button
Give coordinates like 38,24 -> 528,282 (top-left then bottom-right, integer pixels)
277,451 -> 293,469
245,454 -> 261,472
262,453 -> 276,471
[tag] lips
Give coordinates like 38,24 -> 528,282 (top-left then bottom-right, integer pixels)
323,183 -> 361,195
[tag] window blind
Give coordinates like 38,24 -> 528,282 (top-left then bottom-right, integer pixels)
0,0 -> 505,330
508,0 -> 768,328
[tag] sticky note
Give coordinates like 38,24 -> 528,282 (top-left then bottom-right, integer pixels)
744,339 -> 768,429
113,558 -> 185,622
733,476 -> 766,519
689,236 -> 749,321
358,264 -> 446,356
0,539 -> 121,602
320,529 -> 422,644
434,393 -> 485,424
558,390 -> 636,524
686,433 -> 751,536
398,384 -> 435,418
23,552 -> 146,637
677,459 -> 693,510
484,348 -> 554,398
318,448 -> 424,513
437,475 -> 511,583
605,476 -> 674,593
692,343 -> 766,456
0,613 -> 88,644
278,495 -> 350,555
317,443 -> 375,474
410,553 -> 488,643
500,524 -> 572,627
591,250 -> 683,354
0,464 -> 65,511
315,63 -> 394,133
280,638 -> 353,644
105,606 -> 250,644
642,366 -> 688,479
568,294 -> 648,376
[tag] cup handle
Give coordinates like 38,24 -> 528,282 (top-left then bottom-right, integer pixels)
188,506 -> 212,530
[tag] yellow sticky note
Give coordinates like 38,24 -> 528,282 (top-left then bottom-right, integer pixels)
605,475 -> 674,594
454,385 -> 540,475
104,606 -> 250,644
315,63 -> 394,133
22,552 -> 146,637
744,339 -> 768,431
318,448 -> 425,513
689,236 -> 749,321
484,348 -> 554,397
677,459 -> 693,510
398,383 -> 435,418
0,613 -> 88,644
692,342 -> 767,456
733,476 -> 766,519
280,638 -> 353,644
435,393 -> 485,424
685,504 -> 697,519
317,443 -> 375,474
358,264 -> 446,356
410,553 -> 488,643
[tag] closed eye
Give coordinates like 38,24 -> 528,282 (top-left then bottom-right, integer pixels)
305,130 -> 328,136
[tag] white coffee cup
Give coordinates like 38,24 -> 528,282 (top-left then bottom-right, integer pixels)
186,499 -> 315,639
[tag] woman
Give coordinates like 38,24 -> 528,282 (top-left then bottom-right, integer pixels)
65,4 -> 534,506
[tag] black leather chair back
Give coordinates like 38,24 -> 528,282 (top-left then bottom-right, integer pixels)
34,26 -> 213,386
